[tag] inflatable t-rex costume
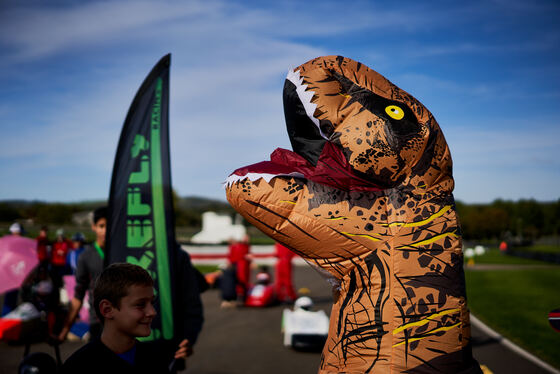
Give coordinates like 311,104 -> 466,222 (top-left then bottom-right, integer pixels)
226,56 -> 480,373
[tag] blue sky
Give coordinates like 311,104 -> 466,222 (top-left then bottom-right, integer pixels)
0,0 -> 559,203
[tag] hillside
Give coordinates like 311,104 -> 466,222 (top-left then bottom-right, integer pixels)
0,196 -> 234,228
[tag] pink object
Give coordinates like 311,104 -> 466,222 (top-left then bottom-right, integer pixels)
0,235 -> 38,294
63,275 -> 90,322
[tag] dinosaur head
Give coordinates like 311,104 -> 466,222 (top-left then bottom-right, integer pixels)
228,55 -> 454,193
283,55 -> 452,191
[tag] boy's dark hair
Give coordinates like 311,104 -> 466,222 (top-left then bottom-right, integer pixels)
93,206 -> 108,224
93,263 -> 154,322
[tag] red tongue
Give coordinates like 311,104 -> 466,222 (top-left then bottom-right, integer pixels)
231,142 -> 383,192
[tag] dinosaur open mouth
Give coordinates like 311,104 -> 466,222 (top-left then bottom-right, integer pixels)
226,142 -> 383,192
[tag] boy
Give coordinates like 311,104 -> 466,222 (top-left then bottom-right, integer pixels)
59,206 -> 107,340
66,232 -> 86,275
61,263 -> 187,373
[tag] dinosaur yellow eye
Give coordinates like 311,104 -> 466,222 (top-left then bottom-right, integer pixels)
385,105 -> 404,120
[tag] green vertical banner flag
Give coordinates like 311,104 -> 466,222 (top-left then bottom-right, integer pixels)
107,54 -> 175,342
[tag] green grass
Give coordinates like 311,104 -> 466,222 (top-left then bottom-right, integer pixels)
466,268 -> 560,369
514,244 -> 560,254
249,236 -> 276,245
465,249 -> 550,265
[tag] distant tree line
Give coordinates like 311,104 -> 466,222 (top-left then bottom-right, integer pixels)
0,195 -> 235,229
0,201 -> 100,225
1,198 -> 558,241
456,199 -> 560,241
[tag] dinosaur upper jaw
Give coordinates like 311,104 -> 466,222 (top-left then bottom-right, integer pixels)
226,142 -> 383,192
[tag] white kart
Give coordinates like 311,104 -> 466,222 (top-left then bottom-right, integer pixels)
282,297 -> 329,350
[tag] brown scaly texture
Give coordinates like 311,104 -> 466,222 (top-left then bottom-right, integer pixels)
226,56 -> 480,373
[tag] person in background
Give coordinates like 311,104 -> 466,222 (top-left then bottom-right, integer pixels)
219,263 -> 238,308
66,232 -> 86,275
9,222 -> 23,236
255,266 -> 271,285
36,226 -> 51,267
227,235 -> 252,301
274,242 -> 297,303
58,206 -> 107,341
21,263 -> 60,337
50,229 -> 71,287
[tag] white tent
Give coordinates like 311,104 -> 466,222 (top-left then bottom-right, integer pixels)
190,211 -> 246,244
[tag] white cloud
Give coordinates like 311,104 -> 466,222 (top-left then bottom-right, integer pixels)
0,1 -> 217,62
1,0 -> 467,66
0,0 -> 369,65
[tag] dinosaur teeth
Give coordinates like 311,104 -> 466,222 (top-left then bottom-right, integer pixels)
286,69 -> 328,140
224,171 -> 305,188
224,172 -> 277,187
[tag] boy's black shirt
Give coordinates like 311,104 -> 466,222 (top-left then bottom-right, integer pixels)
60,338 -> 165,374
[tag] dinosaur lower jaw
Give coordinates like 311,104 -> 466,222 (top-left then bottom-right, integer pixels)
226,143 -> 383,192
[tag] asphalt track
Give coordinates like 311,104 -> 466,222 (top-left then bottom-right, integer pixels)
1,266 -> 557,373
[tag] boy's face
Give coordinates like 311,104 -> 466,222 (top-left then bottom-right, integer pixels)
92,217 -> 107,247
108,284 -> 156,338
